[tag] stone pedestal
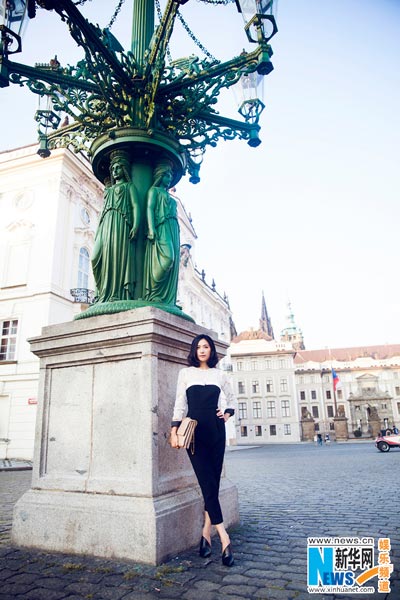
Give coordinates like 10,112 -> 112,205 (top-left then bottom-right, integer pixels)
300,417 -> 315,442
333,416 -> 349,441
368,416 -> 382,438
12,307 -> 239,564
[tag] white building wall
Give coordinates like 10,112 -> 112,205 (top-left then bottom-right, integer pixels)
0,145 -> 102,459
229,339 -> 301,444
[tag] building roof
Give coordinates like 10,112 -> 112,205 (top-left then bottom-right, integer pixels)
232,328 -> 273,343
294,344 -> 400,365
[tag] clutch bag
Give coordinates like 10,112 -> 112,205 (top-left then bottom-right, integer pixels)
176,417 -> 197,454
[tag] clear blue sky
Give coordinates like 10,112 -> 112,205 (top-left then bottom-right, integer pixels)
1,0 -> 399,349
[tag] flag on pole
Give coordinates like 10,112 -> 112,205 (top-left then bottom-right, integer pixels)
332,368 -> 341,391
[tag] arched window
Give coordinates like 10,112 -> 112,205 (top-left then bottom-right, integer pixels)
77,247 -> 90,288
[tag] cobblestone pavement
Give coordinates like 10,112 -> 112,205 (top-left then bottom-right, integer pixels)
0,443 -> 398,600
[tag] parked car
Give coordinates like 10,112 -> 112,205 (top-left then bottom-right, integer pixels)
375,433 -> 400,452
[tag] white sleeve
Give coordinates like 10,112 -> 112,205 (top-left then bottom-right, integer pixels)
221,371 -> 236,415
171,368 -> 188,426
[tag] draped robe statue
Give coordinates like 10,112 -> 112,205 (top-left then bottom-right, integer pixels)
92,151 -> 140,303
143,162 -> 180,305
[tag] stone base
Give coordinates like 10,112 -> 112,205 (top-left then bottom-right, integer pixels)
301,418 -> 315,442
13,480 -> 238,564
11,307 -> 239,564
334,417 -> 349,441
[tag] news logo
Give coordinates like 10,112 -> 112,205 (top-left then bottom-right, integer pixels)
307,536 -> 393,594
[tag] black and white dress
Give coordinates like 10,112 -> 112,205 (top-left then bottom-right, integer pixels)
172,366 -> 236,524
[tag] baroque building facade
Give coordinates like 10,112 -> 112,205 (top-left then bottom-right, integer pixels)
294,346 -> 400,440
0,145 -> 233,460
228,298 -> 400,445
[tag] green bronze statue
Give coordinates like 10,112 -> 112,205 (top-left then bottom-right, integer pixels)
91,150 -> 141,303
143,161 -> 180,305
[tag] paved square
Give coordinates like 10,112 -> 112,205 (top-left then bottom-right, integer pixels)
1,442 -> 398,599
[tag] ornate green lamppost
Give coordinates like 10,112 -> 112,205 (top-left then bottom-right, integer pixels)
0,0 -> 277,320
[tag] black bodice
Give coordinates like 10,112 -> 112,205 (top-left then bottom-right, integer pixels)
186,384 -> 225,445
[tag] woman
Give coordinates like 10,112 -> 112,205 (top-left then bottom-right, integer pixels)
92,150 -> 140,303
143,161 -> 180,305
170,334 -> 236,566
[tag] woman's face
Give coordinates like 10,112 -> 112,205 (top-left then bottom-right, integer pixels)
112,161 -> 124,180
197,338 -> 211,365
161,169 -> 172,188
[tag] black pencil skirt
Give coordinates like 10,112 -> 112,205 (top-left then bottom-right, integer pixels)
186,384 -> 226,525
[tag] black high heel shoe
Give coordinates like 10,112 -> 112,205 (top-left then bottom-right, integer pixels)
199,536 -> 211,558
221,543 -> 234,567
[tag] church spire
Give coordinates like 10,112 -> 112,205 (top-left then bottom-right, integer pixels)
259,291 -> 274,339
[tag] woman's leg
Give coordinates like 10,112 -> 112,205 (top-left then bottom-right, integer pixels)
215,522 -> 230,552
188,442 -> 224,525
202,510 -> 212,544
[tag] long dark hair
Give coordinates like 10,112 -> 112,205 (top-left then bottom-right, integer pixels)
187,334 -> 219,368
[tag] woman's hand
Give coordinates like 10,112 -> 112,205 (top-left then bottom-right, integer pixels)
216,409 -> 230,422
170,429 -> 179,448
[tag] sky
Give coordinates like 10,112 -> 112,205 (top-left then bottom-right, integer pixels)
1,0 -> 400,350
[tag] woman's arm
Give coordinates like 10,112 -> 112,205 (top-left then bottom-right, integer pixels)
146,187 -> 157,241
129,183 -> 141,239
171,368 -> 187,427
221,371 -> 236,419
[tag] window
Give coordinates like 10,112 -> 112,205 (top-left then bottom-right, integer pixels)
381,404 -> 387,410
77,247 -> 90,288
281,399 -> 290,417
80,207 -> 90,225
238,381 -> 245,394
327,405 -> 334,418
251,360 -> 257,370
310,376 -> 315,383
337,390 -> 343,399
300,390 -> 306,400
240,426 -> 248,437
314,423 -> 320,431
265,360 -> 271,369
0,320 -> 18,361
280,378 -> 288,392
323,375 -> 330,383
394,372 -> 399,379
299,376 -> 304,384
255,425 -> 262,437
301,406 -> 309,418
238,402 -> 247,420
266,401 -> 276,418
269,425 -> 276,436
312,405 -> 319,418
329,422 -> 335,431
252,380 -> 260,394
397,402 -> 400,413
311,390 -> 317,400
395,387 -> 400,396
326,390 -> 332,400
279,359 -> 286,369
237,361 -> 243,371
253,401 -> 262,418
266,379 -> 273,393
284,424 -> 291,435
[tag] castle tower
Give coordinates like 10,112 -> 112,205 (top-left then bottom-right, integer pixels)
280,301 -> 305,350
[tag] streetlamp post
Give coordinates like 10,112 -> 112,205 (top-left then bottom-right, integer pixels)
6,0 -> 279,565
1,0 -> 277,318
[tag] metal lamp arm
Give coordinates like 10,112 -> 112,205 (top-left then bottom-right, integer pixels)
40,0 -> 134,88
160,43 -> 271,96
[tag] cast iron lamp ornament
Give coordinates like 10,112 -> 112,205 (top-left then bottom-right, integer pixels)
0,0 -> 277,320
